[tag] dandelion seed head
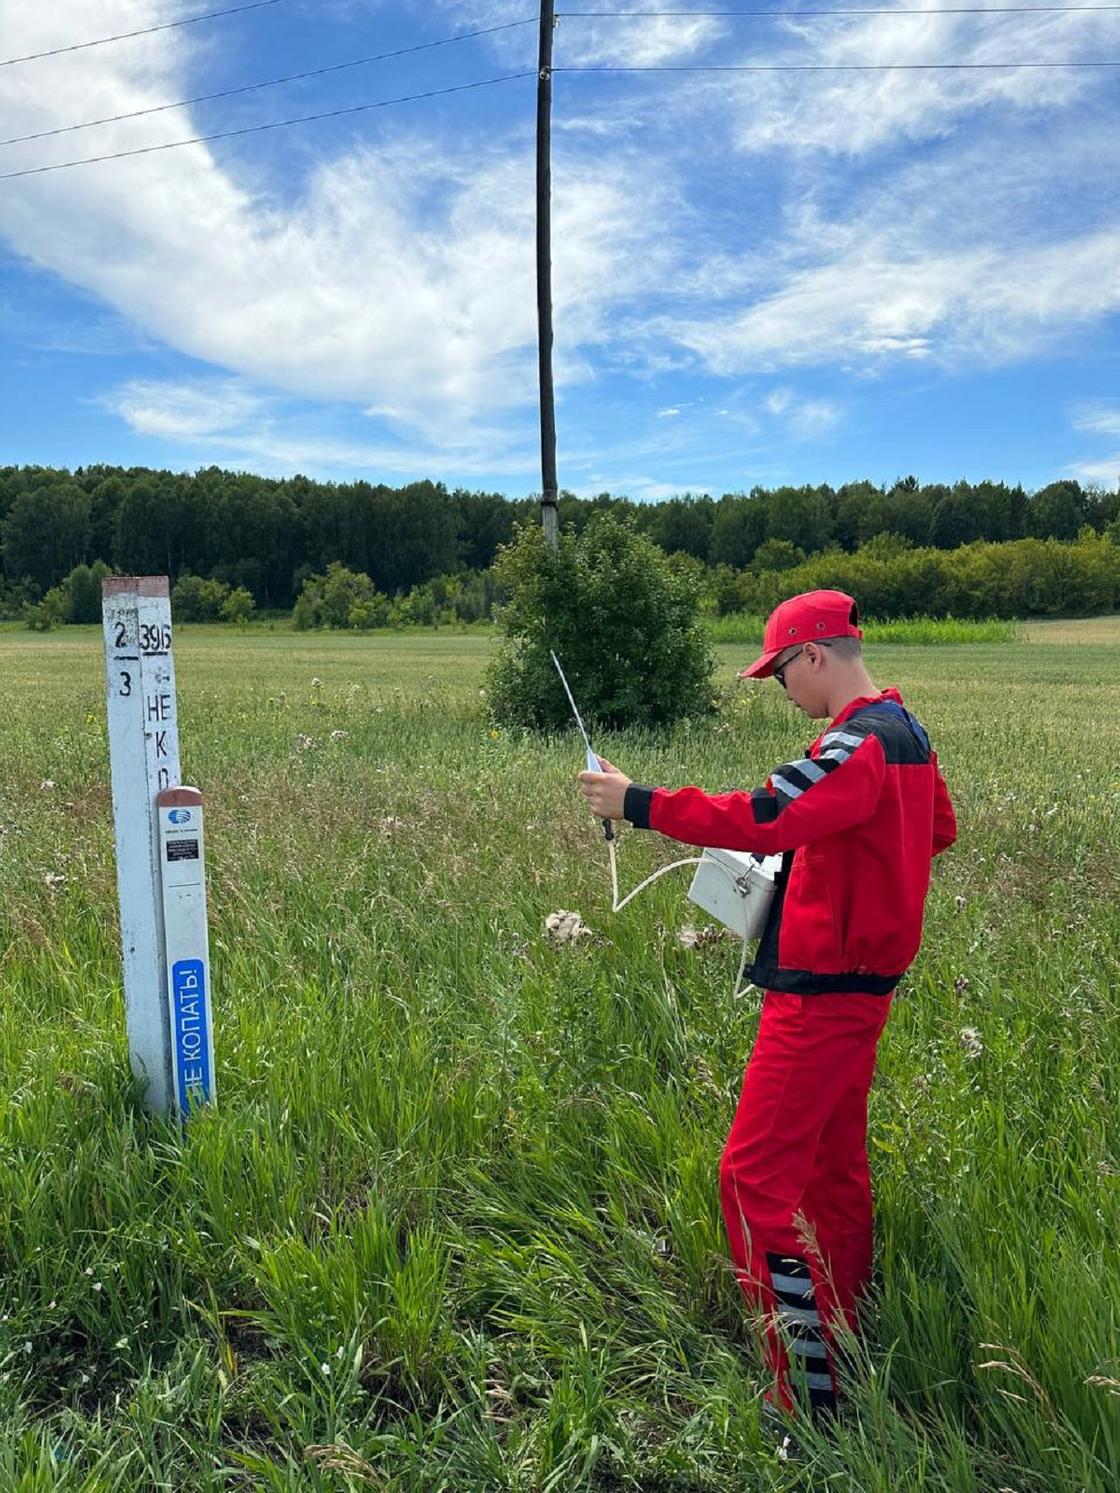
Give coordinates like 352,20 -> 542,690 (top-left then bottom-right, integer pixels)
959,1026 -> 983,1057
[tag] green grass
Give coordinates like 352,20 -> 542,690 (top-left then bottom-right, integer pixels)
706,613 -> 1021,646
0,624 -> 1117,1490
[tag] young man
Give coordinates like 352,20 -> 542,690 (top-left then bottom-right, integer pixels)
578,588 -> 956,1428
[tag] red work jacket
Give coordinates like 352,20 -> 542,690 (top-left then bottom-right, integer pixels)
623,688 -> 957,995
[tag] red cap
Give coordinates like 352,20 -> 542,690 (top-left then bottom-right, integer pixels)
739,589 -> 862,679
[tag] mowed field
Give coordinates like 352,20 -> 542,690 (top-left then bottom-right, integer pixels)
0,622 -> 1117,1491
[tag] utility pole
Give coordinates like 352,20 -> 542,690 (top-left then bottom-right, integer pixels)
536,0 -> 558,549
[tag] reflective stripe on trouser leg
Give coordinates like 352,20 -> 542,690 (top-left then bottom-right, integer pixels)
766,1251 -> 837,1414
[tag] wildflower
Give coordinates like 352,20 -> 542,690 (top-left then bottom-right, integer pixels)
321,1362 -> 331,1376
954,895 -> 966,913
330,730 -> 348,741
44,872 -> 66,889
311,677 -> 323,688
544,910 -> 592,945
953,975 -> 969,997
92,1281 -> 103,1292
959,1027 -> 983,1057
40,779 -> 56,791
678,925 -> 719,949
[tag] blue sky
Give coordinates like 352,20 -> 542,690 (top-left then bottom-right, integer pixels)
1,0 -> 1118,500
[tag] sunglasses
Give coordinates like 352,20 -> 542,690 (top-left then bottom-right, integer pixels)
772,648 -> 803,689
773,639 -> 831,689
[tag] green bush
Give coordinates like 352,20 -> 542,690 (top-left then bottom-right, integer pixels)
220,586 -> 256,626
485,514 -> 716,731
64,561 -> 113,623
293,562 -> 390,630
735,531 -> 1120,621
20,561 -> 113,627
24,586 -> 69,632
391,569 -> 504,629
171,573 -> 231,622
750,537 -> 805,573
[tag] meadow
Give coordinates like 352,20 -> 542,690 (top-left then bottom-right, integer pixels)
0,620 -> 1117,1491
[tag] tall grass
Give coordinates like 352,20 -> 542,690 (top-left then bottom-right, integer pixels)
0,626 -> 1116,1489
706,613 -> 1022,646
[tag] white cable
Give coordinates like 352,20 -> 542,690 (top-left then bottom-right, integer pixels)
606,835 -> 756,1000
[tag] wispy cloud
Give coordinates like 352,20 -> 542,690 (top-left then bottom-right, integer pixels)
2,0 -> 1118,489
663,227 -> 1120,374
1073,402 -> 1120,441
728,6 -> 1116,156
0,5 -> 684,441
99,375 -> 539,478
1069,401 -> 1120,487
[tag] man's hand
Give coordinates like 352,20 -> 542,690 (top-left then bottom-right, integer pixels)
578,757 -> 631,821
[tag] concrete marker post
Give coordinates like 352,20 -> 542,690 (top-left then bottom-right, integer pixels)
102,576 -> 182,1115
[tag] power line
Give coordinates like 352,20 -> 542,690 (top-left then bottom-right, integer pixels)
556,56 -> 1120,65
559,5 -> 1120,14
0,72 -> 535,182
0,17 -> 539,148
1,0 -> 288,68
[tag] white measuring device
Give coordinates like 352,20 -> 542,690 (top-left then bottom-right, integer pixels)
553,646 -> 778,997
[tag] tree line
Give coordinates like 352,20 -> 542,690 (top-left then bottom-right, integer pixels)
2,465 -> 1118,619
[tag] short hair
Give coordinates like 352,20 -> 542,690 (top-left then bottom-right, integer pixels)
822,636 -> 862,661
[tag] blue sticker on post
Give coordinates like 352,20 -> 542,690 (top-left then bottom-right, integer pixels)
172,958 -> 211,1113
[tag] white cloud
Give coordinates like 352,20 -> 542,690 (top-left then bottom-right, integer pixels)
665,228 -> 1120,374
577,474 -> 715,503
99,375 -> 538,478
0,3 -> 680,442
786,399 -> 841,440
1068,402 -> 1120,489
2,0 -> 1118,478
559,13 -> 724,70
727,6 -> 1116,157
1073,402 -> 1120,441
435,0 -> 724,69
102,378 -> 268,439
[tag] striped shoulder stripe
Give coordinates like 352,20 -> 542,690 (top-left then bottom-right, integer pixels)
821,726 -> 868,750
770,739 -> 855,808
813,722 -> 874,770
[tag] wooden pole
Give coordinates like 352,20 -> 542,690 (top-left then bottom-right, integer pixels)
536,0 -> 559,549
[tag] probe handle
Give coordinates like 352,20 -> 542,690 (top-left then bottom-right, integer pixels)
602,817 -> 614,842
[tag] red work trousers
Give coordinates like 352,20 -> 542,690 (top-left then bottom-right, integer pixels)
719,991 -> 892,1415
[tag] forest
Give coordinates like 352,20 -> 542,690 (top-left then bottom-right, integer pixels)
2,464 -> 1118,623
